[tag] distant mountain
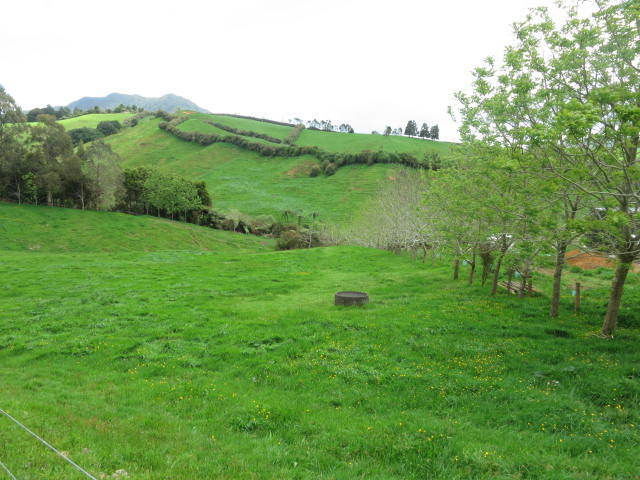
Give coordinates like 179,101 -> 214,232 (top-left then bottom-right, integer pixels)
66,93 -> 210,113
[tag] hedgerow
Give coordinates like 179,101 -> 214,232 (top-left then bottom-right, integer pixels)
203,120 -> 282,144
159,116 -> 444,175
212,113 -> 295,127
284,124 -> 305,145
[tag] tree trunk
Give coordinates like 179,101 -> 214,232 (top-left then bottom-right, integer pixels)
550,241 -> 568,317
601,260 -> 632,337
519,271 -> 528,297
453,259 -> 460,280
468,251 -> 476,285
491,252 -> 506,296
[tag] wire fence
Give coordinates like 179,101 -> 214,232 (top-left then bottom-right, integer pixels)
0,407 -> 98,480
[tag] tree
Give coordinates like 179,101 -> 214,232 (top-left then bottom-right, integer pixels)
404,120 -> 417,137
419,123 -> 430,139
0,86 -> 25,126
69,127 -> 104,145
96,121 -> 122,136
347,169 -> 430,253
82,141 -> 123,210
456,1 -> 640,335
429,125 -> 439,140
383,126 -> 392,136
142,170 -> 202,219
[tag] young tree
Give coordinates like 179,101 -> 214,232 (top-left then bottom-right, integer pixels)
82,141 -> 123,210
419,123 -> 430,139
456,1 -> 640,334
384,126 -> 392,136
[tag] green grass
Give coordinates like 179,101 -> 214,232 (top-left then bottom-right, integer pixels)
0,202 -> 273,253
177,118 -> 276,145
0,238 -> 638,479
56,113 -> 135,130
296,129 -> 455,157
195,113 -> 294,140
106,118 -> 397,224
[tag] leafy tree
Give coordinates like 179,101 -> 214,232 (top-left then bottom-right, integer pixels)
0,86 -> 25,126
419,123 -> 430,139
82,141 -> 123,210
456,0 -> 640,334
143,170 -> 202,219
384,126 -> 392,136
429,125 -> 439,140
69,127 -> 104,145
96,120 -> 122,137
404,120 -> 417,137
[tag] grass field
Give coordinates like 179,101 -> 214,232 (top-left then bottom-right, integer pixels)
0,219 -> 639,478
57,113 -> 135,130
0,202 -> 273,253
193,113 -> 293,140
296,128 -> 454,157
106,117 -> 396,224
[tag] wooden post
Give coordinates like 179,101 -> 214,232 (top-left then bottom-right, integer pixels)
574,282 -> 581,313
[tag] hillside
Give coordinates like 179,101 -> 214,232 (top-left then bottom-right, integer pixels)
0,242 -> 638,478
67,92 -> 209,113
57,112 -> 135,130
105,113 -> 452,224
0,202 -> 273,252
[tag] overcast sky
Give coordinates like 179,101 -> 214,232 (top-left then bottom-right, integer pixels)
2,0 -> 560,141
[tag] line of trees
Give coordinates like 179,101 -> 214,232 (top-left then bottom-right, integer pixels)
452,0 -> 639,337
356,1 -> 638,338
402,121 -> 439,140
0,92 -> 208,220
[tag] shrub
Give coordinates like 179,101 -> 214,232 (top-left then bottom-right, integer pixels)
69,127 -> 104,145
284,124 -> 305,145
324,163 -> 337,176
277,230 -> 305,250
97,120 -> 122,136
309,165 -> 321,177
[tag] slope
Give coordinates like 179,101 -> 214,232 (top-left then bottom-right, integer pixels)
0,245 -> 638,478
105,117 -> 396,224
0,202 -> 273,253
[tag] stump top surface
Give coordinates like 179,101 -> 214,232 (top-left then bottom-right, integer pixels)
335,291 -> 368,298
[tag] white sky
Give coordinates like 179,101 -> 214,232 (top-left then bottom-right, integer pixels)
2,0 -> 560,141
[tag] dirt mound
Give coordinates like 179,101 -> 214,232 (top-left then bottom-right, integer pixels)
566,250 -> 640,272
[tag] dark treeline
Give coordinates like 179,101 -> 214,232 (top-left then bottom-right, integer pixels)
159,114 -> 444,175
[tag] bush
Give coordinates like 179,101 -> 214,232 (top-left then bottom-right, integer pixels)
277,230 -> 305,250
284,124 -> 305,145
324,163 -> 337,176
97,120 -> 122,136
309,165 -> 321,177
69,127 -> 104,145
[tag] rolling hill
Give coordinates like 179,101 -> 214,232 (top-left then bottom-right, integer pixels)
103,113 -> 454,225
0,202 -> 273,252
67,92 -> 209,113
1,223 -> 638,478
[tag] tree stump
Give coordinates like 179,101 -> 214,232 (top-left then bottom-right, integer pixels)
335,291 -> 369,306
